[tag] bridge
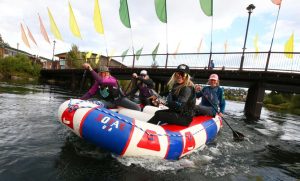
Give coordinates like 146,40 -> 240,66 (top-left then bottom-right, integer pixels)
40,51 -> 300,120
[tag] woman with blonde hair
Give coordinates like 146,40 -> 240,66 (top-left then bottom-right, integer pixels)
147,64 -> 196,126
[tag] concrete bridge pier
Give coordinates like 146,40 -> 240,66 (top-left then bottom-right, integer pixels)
244,82 -> 265,120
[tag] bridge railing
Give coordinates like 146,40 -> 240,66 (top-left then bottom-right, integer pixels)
108,51 -> 300,73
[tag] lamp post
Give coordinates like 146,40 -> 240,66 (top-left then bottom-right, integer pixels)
52,40 -> 56,61
239,4 -> 255,71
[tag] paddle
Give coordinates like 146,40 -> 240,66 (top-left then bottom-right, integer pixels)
125,78 -> 133,94
199,89 -> 245,141
78,69 -> 87,96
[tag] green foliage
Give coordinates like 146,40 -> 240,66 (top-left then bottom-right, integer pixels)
66,44 -> 84,68
290,94 -> 300,109
0,54 -> 41,77
271,94 -> 285,105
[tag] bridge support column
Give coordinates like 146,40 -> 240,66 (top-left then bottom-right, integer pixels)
244,82 -> 265,120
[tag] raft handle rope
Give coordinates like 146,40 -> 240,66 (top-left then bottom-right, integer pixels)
67,99 -> 219,138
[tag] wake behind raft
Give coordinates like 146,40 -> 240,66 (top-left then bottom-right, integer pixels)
58,99 -> 223,160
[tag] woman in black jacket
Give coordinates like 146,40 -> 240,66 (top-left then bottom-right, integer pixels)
147,64 -> 196,126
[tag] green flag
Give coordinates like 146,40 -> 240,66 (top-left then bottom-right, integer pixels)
135,47 -> 143,60
155,0 -> 167,23
119,0 -> 131,28
199,0 -> 213,16
152,43 -> 160,61
121,48 -> 129,61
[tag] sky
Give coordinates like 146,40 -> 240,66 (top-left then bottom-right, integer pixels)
0,0 -> 299,62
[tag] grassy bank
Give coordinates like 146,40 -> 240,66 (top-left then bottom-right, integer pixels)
0,54 -> 41,82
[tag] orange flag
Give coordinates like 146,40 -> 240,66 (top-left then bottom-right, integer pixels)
271,0 -> 282,5
26,25 -> 37,46
20,23 -> 30,48
38,13 -> 50,43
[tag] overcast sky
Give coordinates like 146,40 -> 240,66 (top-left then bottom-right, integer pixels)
0,0 -> 299,60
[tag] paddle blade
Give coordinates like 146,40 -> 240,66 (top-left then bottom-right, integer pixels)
233,131 -> 245,141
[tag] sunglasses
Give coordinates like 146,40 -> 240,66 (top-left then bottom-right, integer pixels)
140,74 -> 146,77
175,72 -> 186,77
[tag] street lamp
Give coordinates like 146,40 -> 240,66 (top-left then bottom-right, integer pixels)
52,40 -> 56,61
239,4 -> 255,71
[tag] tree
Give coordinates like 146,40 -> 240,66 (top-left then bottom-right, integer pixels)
0,34 -> 10,47
66,44 -> 83,68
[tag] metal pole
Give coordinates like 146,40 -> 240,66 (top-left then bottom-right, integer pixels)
240,4 -> 255,71
52,40 -> 56,61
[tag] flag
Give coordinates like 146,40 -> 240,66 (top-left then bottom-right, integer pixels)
284,33 -> 294,59
20,23 -> 30,48
85,51 -> 92,61
254,34 -> 259,57
197,38 -> 203,53
119,0 -> 131,28
26,25 -> 37,46
121,48 -> 129,62
199,0 -> 213,16
135,47 -> 143,60
155,0 -> 167,23
95,53 -> 101,64
38,13 -> 50,43
173,41 -> 181,59
271,0 -> 282,5
152,43 -> 160,61
108,49 -> 116,62
47,7 -> 63,40
94,0 -> 104,34
69,2 -> 82,38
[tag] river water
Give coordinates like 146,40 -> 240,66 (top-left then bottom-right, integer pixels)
0,82 -> 299,181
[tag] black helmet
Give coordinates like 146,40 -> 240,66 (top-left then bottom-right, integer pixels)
176,64 -> 190,74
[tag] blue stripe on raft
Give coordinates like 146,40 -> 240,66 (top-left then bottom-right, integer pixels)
81,108 -> 133,155
202,119 -> 218,143
165,130 -> 183,160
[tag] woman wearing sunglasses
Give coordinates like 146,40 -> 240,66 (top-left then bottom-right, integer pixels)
126,70 -> 155,107
147,64 -> 196,126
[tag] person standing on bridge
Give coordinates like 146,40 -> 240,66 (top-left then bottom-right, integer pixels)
126,70 -> 156,107
80,63 -> 141,111
194,74 -> 226,117
147,64 -> 196,126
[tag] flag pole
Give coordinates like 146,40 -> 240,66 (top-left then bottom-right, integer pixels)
265,3 -> 282,71
165,0 -> 169,68
208,3 -> 214,67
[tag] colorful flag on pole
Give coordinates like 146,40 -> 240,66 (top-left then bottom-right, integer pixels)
173,41 -> 181,59
121,48 -> 129,62
284,33 -> 294,59
26,25 -> 37,46
94,0 -> 104,34
85,51 -> 92,61
135,47 -> 143,60
155,0 -> 167,23
152,43 -> 160,61
69,2 -> 82,39
38,13 -> 50,44
47,7 -> 63,41
197,38 -> 203,53
199,0 -> 213,16
254,34 -> 259,57
108,49 -> 116,62
271,0 -> 282,5
119,0 -> 131,28
95,53 -> 101,64
20,23 -> 30,48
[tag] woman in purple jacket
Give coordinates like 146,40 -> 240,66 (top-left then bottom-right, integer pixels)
81,63 -> 140,111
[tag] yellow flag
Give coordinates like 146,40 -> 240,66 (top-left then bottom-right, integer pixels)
85,51 -> 92,61
173,41 -> 181,59
108,49 -> 116,62
20,23 -> 30,48
69,2 -> 82,38
197,38 -> 203,53
95,53 -> 101,64
284,33 -> 294,59
47,7 -> 63,41
94,0 -> 104,34
254,34 -> 259,57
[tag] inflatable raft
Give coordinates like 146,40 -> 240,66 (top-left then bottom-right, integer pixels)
58,99 -> 223,160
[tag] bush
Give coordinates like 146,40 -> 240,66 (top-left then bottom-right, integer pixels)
270,94 -> 285,105
290,95 -> 300,109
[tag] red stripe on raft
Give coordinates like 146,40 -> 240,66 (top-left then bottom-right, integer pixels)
79,106 -> 101,137
120,119 -> 135,156
161,115 -> 213,132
